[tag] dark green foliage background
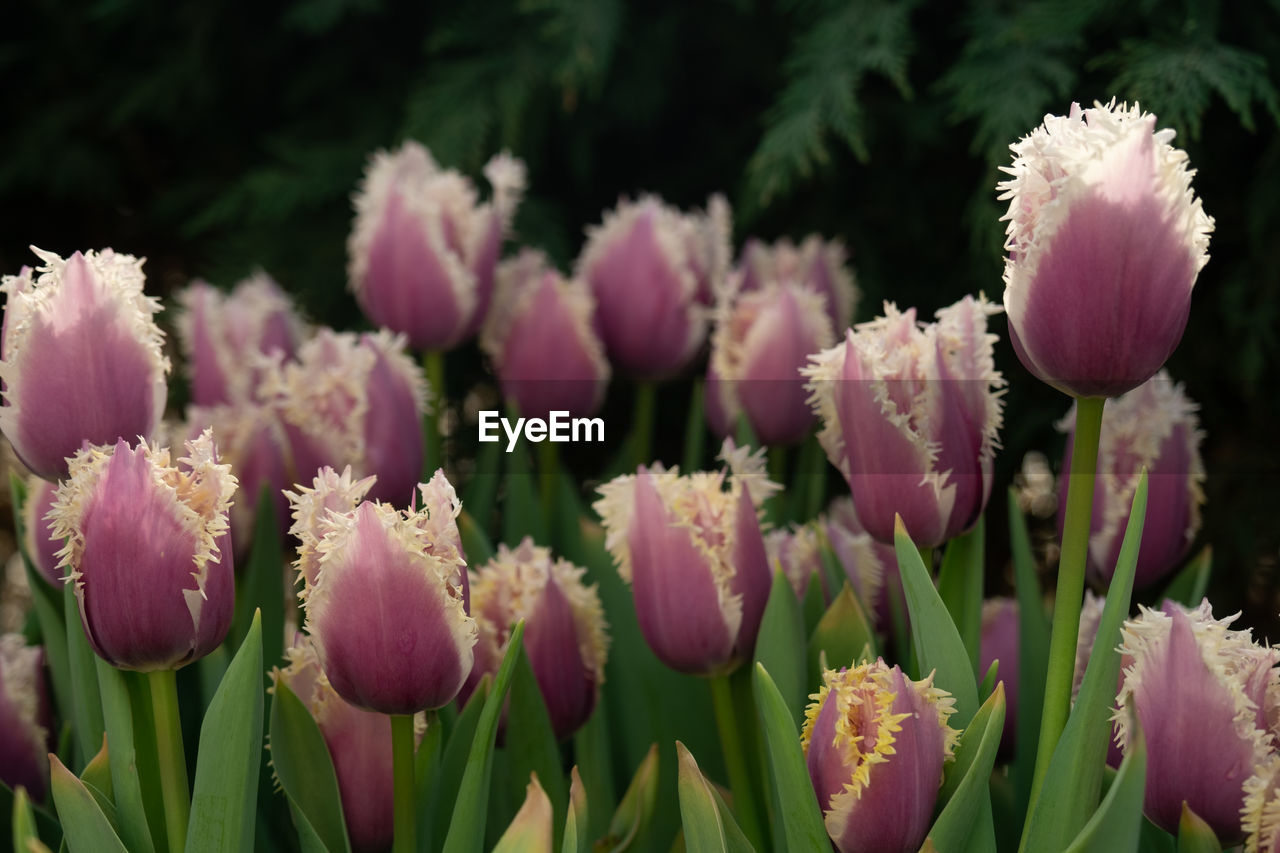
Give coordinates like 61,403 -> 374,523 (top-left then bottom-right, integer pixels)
4,0 -> 1279,631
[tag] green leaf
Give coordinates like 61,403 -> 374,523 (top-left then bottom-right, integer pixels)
425,675 -> 488,851
462,436 -> 502,536
936,516 -> 985,678
12,785 -> 42,852
493,774 -> 554,853
442,620 -> 526,853
93,659 -> 157,853
753,571 -> 808,728
752,664 -> 828,852
502,409 -> 549,546
49,753 -> 129,853
505,647 -> 569,849
570,696 -> 613,844
1161,546 -> 1211,609
187,610 -> 264,853
807,582 -> 875,685
1020,472 -> 1149,853
1008,489 -> 1050,819
601,744 -> 659,852
1063,723 -> 1146,853
928,683 -> 1005,852
79,737 -> 112,801
267,680 -> 351,853
64,584 -> 104,769
893,518 -> 979,725
232,485 -> 286,676
1173,801 -> 1218,853
675,742 -> 755,853
562,767 -> 588,853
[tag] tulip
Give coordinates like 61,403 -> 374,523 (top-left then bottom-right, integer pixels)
464,537 -> 609,739
274,635 -> 397,853
348,141 -> 525,350
261,328 -> 428,506
577,195 -> 730,378
822,496 -> 898,630
1114,599 -> 1279,841
22,475 -> 62,585
979,597 -> 1019,755
737,235 -> 857,332
1243,757 -> 1280,853
46,430 -> 236,671
764,525 -> 825,599
0,635 -> 52,802
479,249 -> 610,421
706,281 -> 834,445
1059,370 -> 1205,589
802,660 -> 959,853
292,467 -> 475,714
997,100 -> 1214,397
175,271 -> 306,407
0,248 -> 168,481
594,439 -> 776,675
1069,590 -> 1124,769
804,295 -> 1005,548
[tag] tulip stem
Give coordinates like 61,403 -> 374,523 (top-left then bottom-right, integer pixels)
147,669 -> 189,853
392,713 -> 416,853
424,350 -> 446,474
709,674 -> 766,850
631,382 -> 656,468
1029,395 -> 1105,804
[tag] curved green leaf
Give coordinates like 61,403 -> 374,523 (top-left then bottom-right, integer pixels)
1008,489 -> 1050,819
506,646 -> 568,849
64,585 -> 104,769
1162,546 -> 1211,610
562,767 -> 588,853
1063,723 -> 1146,853
49,754 -> 129,853
754,571 -> 807,728
928,683 -> 1005,853
268,680 -> 351,853
601,744 -> 659,853
751,664 -> 828,852
1174,801 -> 1218,853
675,742 -> 754,853
494,774 -> 553,853
94,660 -> 157,853
807,583 -> 875,685
936,516 -> 985,677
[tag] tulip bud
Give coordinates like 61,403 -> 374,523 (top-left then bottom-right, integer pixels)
594,440 -> 776,675
822,496 -> 898,629
175,272 -> 305,407
261,328 -> 428,506
292,469 -> 475,713
1059,370 -> 1205,589
764,525 -> 825,599
998,100 -> 1214,397
1114,600 -> 1279,841
577,195 -> 729,378
805,296 -> 1005,548
706,281 -> 835,445
22,475 -> 62,585
348,141 -> 525,350
47,430 -> 237,671
0,635 -> 52,802
480,249 -> 610,421
464,538 -> 609,739
1,248 -> 169,480
979,597 -> 1019,755
802,660 -> 959,853
737,235 -> 857,333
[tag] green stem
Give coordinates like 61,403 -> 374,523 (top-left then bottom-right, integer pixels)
1028,395 -> 1105,804
537,439 -> 560,537
392,713 -> 416,853
631,382 -> 656,468
709,674 -> 766,850
148,669 -> 190,853
424,350 -> 446,475
682,378 -> 706,473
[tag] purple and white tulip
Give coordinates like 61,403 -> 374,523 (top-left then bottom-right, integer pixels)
737,235 -> 857,333
0,635 -> 52,802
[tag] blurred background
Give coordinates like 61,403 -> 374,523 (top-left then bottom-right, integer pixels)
3,0 -> 1278,633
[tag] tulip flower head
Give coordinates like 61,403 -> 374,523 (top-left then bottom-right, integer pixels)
290,467 -> 475,714
577,194 -> 730,378
348,141 -> 525,350
23,475 -> 62,585
1114,600 -> 1280,841
1059,370 -> 1205,589
737,235 -> 857,332
1,248 -> 168,480
594,440 -> 777,676
802,660 -> 959,853
804,295 -> 1005,548
764,524 -> 825,599
0,635 -> 51,802
998,100 -> 1214,397
48,430 -> 237,671
480,249 -> 610,421
465,538 -> 609,739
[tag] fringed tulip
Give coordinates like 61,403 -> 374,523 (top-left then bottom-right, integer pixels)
737,235 -> 857,333
465,538 -> 609,739
805,296 -> 1005,548
802,660 -> 959,853
22,475 -> 62,585
980,597 -> 1019,754
706,281 -> 834,445
47,430 -> 236,671
577,195 -> 729,378
480,249 -> 610,421
998,100 -> 1214,397
1059,370 -> 1205,589
822,496 -> 898,629
274,635 -> 398,853
1114,600 -> 1280,841
290,467 -> 475,713
0,635 -> 51,802
594,440 -> 776,675
764,525 -> 825,599
261,328 -> 428,506
348,142 -> 525,349
175,272 -> 305,407
1243,757 -> 1280,853
0,248 -> 168,480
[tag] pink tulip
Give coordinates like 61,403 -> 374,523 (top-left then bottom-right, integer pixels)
22,475 -> 62,585
998,100 -> 1214,397
47,431 -> 236,670
0,248 -> 168,480
822,496 -> 899,630
737,235 -> 857,332
348,142 -> 525,350
0,635 -> 52,802
764,525 -> 825,599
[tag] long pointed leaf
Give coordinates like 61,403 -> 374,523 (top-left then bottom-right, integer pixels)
1161,546 -> 1211,610
268,681 -> 351,853
232,487 -> 285,677
505,647 -> 568,849
752,664 -> 828,852
94,660 -> 157,853
1063,723 -> 1146,853
676,742 -> 754,853
1008,489 -> 1050,819
49,754 -> 129,853
936,517 -> 985,678
426,676 -> 488,852
753,571 -> 807,728
929,684 -> 1005,852
64,585 -> 104,768
562,767 -> 588,853
493,774 -> 553,853
807,583 -> 875,686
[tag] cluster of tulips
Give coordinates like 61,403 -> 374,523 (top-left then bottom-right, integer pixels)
0,98 -> 1270,853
